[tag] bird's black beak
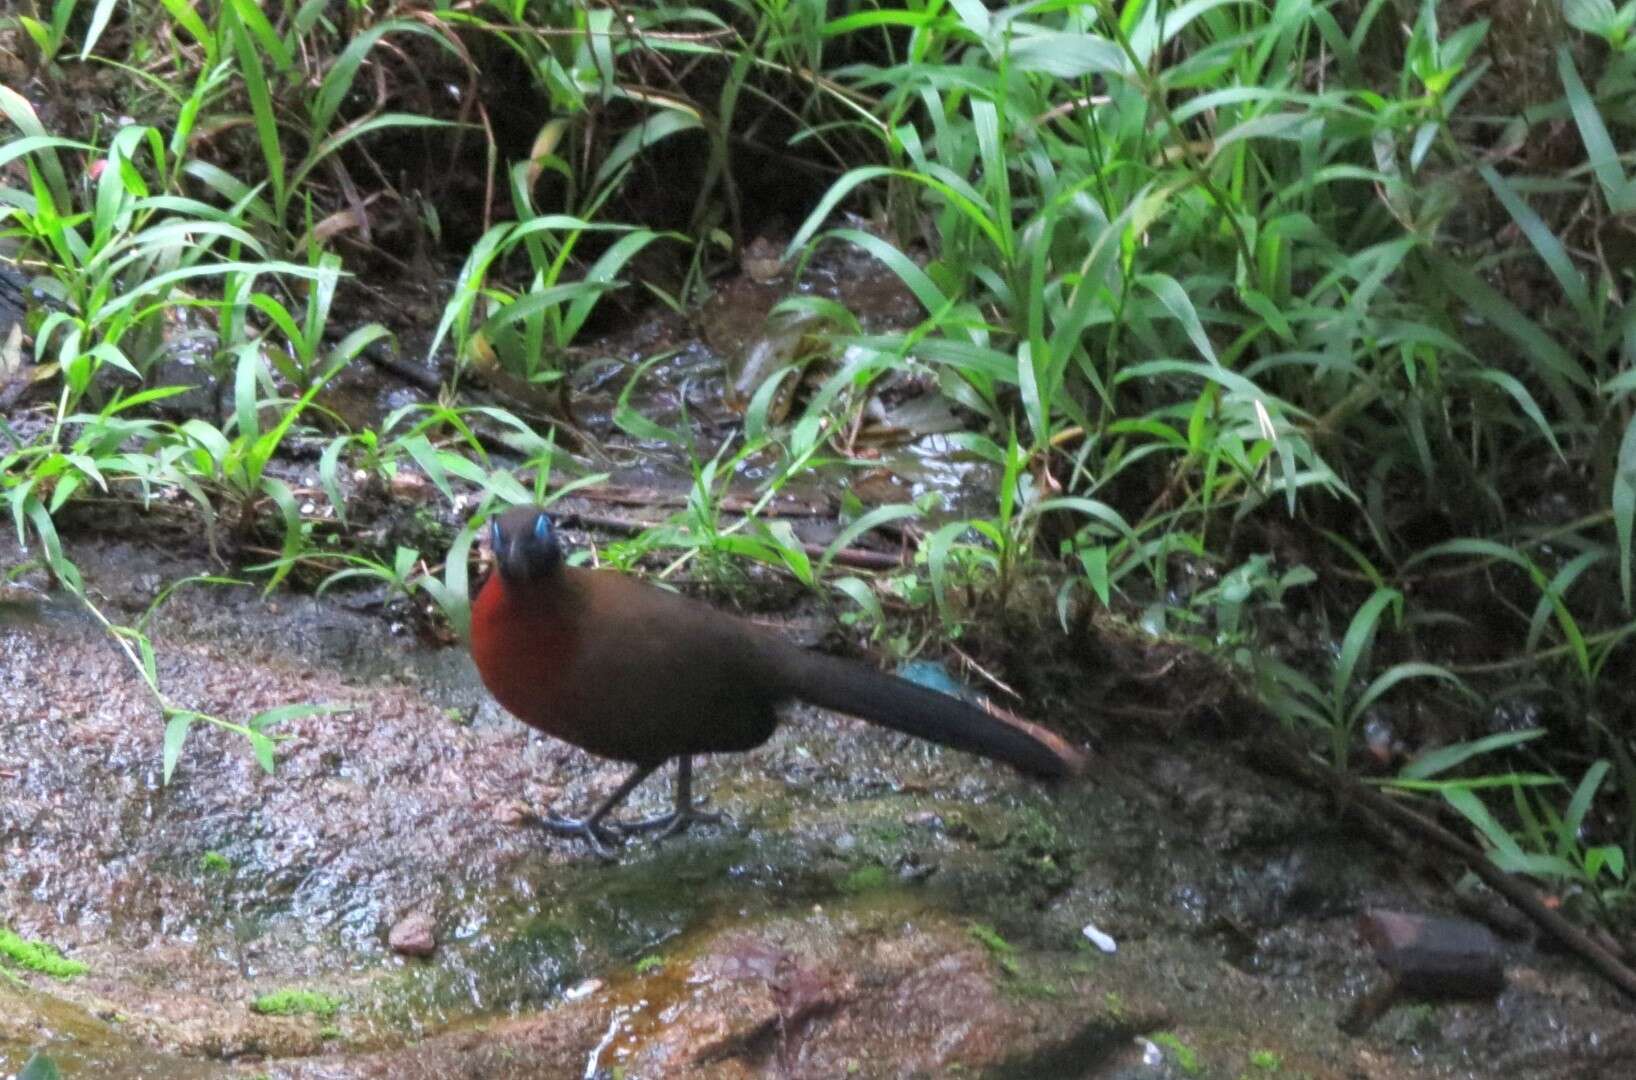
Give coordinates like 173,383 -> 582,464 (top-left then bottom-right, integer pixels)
492,508 -> 562,583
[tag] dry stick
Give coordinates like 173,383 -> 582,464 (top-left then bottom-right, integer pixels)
948,641 -> 1022,702
578,484 -> 830,519
347,339 -> 603,456
358,339 -> 444,396
1256,737 -> 1636,999
555,508 -> 904,571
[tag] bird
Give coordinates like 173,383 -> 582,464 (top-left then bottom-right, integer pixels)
469,506 -> 1087,857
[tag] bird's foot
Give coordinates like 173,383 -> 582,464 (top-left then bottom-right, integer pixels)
608,805 -> 725,840
524,811 -> 622,860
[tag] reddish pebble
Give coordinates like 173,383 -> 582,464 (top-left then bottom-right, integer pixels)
389,912 -> 437,957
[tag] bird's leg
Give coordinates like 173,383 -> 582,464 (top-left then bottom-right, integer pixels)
608,757 -> 724,838
532,763 -> 659,858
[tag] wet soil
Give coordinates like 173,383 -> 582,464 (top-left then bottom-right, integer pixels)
4,536 -> 1636,1079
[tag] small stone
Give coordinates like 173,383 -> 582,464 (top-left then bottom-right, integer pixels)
1082,922 -> 1118,954
741,235 -> 787,283
1359,909 -> 1504,997
389,912 -> 437,957
495,800 -> 531,826
390,470 -> 434,502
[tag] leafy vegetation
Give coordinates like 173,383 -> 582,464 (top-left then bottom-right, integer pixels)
16,1053 -> 61,1080
1,0 -> 1634,938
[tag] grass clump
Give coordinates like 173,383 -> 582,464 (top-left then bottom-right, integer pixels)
1246,1049 -> 1284,1072
251,988 -> 343,1018
0,927 -> 87,979
1150,1032 -> 1202,1076
839,866 -> 890,894
966,922 -> 1013,955
966,922 -> 1021,977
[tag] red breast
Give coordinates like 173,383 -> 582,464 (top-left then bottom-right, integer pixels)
468,569 -> 580,732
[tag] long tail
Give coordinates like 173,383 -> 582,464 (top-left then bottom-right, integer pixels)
770,646 -> 1088,779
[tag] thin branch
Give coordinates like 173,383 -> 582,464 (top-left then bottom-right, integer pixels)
1256,736 -> 1636,999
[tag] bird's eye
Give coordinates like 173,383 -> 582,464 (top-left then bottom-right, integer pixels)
533,514 -> 550,542
488,518 -> 503,549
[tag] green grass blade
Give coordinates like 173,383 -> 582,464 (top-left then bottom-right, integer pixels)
1400,729 -> 1548,781
78,0 -> 120,59
1332,587 -> 1400,717
1478,163 -> 1592,324
1557,45 -> 1636,213
1616,413 -> 1636,609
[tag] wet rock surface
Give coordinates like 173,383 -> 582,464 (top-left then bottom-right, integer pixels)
3,537 -> 1636,1078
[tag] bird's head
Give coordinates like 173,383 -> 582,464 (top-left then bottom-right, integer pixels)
489,507 -> 563,585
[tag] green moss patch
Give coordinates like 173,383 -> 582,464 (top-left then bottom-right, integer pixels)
251,988 -> 343,1018
839,866 -> 890,894
0,927 -> 87,979
1151,1032 -> 1202,1076
966,922 -> 1020,976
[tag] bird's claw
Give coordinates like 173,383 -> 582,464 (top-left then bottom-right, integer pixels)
525,811 -> 622,860
512,759 -> 721,858
608,806 -> 725,840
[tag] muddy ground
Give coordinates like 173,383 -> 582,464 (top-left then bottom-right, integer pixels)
3,534 -> 1634,1080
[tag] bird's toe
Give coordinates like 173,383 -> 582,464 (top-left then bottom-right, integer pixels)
522,811 -> 623,858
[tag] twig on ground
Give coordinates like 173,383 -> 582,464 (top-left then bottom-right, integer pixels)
556,508 -> 905,571
359,339 -> 444,396
578,484 -> 830,519
948,641 -> 1022,701
1255,736 -> 1636,999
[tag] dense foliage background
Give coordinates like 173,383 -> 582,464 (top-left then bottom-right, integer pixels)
3,0 -> 1635,930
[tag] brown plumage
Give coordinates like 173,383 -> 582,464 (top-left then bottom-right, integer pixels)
469,507 -> 1087,856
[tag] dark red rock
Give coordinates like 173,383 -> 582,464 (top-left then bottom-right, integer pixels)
388,912 -> 437,958
1360,909 -> 1506,998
